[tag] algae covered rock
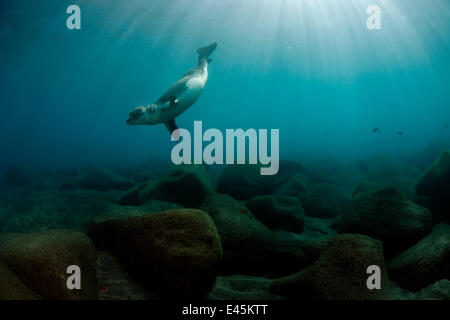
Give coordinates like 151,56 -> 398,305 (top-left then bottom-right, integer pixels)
217,165 -> 276,200
117,183 -> 147,206
335,187 -> 433,256
217,161 -> 306,201
275,174 -> 310,202
388,224 -> 450,291
352,180 -> 383,197
0,259 -> 41,300
304,183 -> 350,218
200,194 -> 305,275
139,165 -> 214,207
88,209 -> 223,298
270,234 -> 390,300
415,149 -> 450,221
0,230 -> 97,300
76,167 -> 135,191
245,195 -> 305,233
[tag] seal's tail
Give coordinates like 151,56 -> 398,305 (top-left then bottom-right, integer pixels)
197,42 -> 217,59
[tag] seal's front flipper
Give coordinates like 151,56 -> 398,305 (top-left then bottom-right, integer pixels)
165,119 -> 180,140
169,96 -> 178,108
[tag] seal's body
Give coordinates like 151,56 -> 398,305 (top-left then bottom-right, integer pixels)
126,43 -> 217,135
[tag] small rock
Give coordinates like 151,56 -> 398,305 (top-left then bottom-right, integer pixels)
245,195 -> 305,233
388,224 -> 450,291
207,274 -> 284,300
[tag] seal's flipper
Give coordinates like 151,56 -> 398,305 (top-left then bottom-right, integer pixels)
169,96 -> 178,108
197,42 -> 217,58
165,119 -> 180,140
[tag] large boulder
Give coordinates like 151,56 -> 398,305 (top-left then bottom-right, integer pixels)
200,194 -> 306,275
304,183 -> 350,218
415,149 -> 450,221
76,167 -> 136,191
0,230 -> 98,300
387,224 -> 450,291
245,195 -> 305,233
270,234 -> 390,300
0,259 -> 41,300
87,209 -> 223,298
139,165 -> 214,207
335,188 -> 433,257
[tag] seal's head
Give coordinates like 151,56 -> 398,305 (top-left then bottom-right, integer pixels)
126,104 -> 159,125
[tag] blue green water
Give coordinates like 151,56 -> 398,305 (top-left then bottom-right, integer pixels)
0,0 -> 449,172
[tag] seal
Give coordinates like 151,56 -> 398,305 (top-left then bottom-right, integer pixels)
126,42 -> 217,138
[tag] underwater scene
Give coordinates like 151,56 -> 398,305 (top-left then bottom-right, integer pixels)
0,0 -> 449,302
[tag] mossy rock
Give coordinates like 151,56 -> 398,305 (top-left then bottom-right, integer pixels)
415,149 -> 450,221
0,259 -> 41,300
388,224 -> 450,291
275,174 -> 310,203
88,209 -> 223,298
200,194 -> 305,275
245,195 -> 305,233
270,234 -> 390,300
76,167 -> 135,191
335,187 -> 433,257
216,165 -> 276,200
0,230 -> 98,300
304,183 -> 350,218
352,180 -> 383,197
139,165 -> 214,207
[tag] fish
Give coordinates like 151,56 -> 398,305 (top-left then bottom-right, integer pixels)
372,128 -> 379,133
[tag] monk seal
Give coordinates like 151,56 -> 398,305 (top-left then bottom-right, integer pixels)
126,42 -> 217,137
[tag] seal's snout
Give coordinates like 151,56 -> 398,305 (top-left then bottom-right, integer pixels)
127,106 -> 146,124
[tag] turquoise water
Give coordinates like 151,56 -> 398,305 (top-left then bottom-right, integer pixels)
0,0 -> 449,171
